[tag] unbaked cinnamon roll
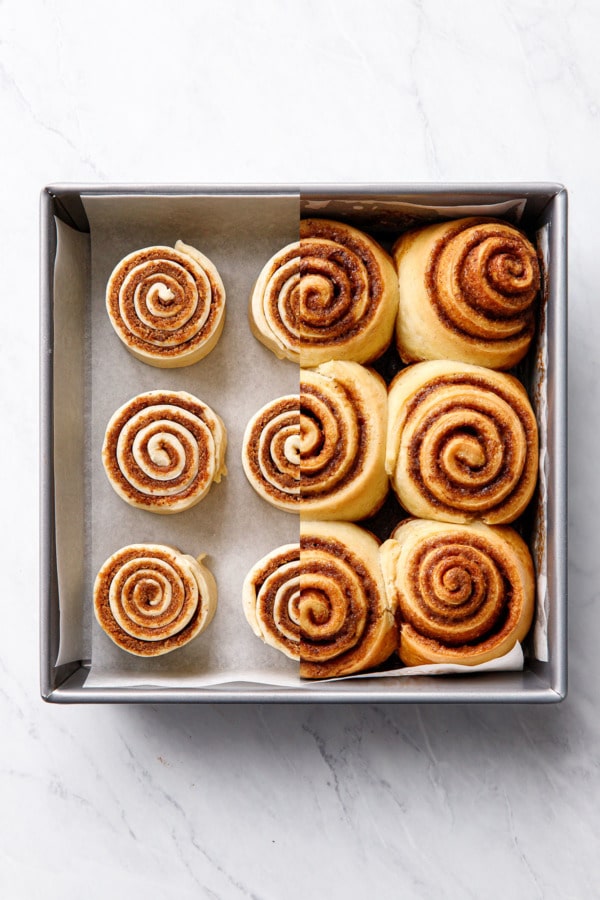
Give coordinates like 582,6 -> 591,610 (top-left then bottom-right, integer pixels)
242,521 -> 397,678
380,518 -> 535,666
393,217 -> 540,369
102,390 -> 226,514
386,360 -> 538,524
106,241 -> 226,367
94,543 -> 217,656
249,219 -> 398,365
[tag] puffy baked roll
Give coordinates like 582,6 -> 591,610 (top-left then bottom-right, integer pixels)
241,396 -> 300,513
393,217 -> 540,369
249,219 -> 398,365
102,390 -> 227,514
94,543 -> 217,656
106,241 -> 226,367
242,522 -> 397,678
386,360 -> 538,524
380,518 -> 535,666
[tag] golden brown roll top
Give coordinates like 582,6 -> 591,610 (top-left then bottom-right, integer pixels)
393,217 -> 540,369
242,522 -> 397,678
380,519 -> 535,666
249,219 -> 398,366
242,361 -> 388,520
386,360 -> 538,525
94,543 -> 217,656
106,241 -> 226,368
102,390 -> 227,514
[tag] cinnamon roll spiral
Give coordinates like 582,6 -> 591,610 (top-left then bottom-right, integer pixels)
386,360 -> 538,524
393,217 -> 540,369
242,522 -> 397,678
380,519 -> 535,666
102,390 -> 227,514
94,543 -> 217,656
249,219 -> 398,365
106,241 -> 226,367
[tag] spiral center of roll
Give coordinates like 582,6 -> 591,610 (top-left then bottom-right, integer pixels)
107,555 -> 198,642
300,274 -> 335,322
407,383 -> 528,514
298,573 -> 349,643
444,433 -> 487,472
458,232 -> 538,317
404,540 -> 506,645
145,432 -> 185,471
300,588 -> 333,627
147,281 -> 176,309
283,434 -> 301,466
432,557 -> 479,605
129,419 -> 200,488
300,414 -> 324,458
132,577 -> 166,610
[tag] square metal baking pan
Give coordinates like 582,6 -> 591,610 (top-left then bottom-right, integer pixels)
40,183 -> 567,703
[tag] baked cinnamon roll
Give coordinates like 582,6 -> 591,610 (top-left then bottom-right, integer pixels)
106,241 -> 226,367
386,360 -> 538,524
393,217 -> 540,369
380,518 -> 535,666
94,543 -> 217,656
102,390 -> 227,514
242,521 -> 397,678
249,219 -> 398,365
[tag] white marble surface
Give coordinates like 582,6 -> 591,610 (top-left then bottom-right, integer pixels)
1,0 -> 598,896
